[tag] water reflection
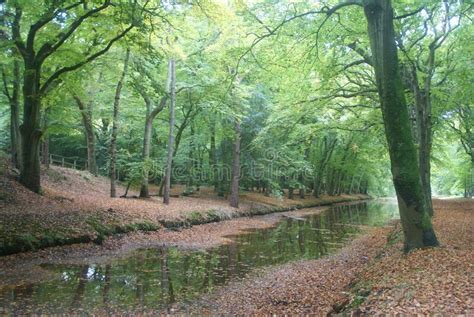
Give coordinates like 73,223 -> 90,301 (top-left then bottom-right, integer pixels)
0,200 -> 398,314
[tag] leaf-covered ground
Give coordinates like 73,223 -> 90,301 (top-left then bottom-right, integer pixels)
183,199 -> 473,315
353,199 -> 474,315
0,162 -> 367,255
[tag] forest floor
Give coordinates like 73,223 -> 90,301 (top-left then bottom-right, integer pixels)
0,160 -> 367,255
187,199 -> 473,315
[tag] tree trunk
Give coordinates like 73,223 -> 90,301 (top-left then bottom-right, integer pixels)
41,136 -> 49,167
363,0 -> 438,252
110,49 -> 130,198
73,95 -> 97,176
299,172 -> 305,199
163,59 -> 176,205
406,65 -> 434,216
9,60 -> 21,169
140,116 -> 153,198
209,116 -> 218,191
229,119 -> 241,208
19,64 -> 42,193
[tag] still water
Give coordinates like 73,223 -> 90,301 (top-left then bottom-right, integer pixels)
0,200 -> 398,314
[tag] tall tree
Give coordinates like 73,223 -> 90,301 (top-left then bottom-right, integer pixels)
110,49 -> 131,198
1,60 -> 21,169
163,59 -> 176,205
362,0 -> 438,251
229,118 -> 241,208
9,1 -> 134,192
73,94 -> 97,176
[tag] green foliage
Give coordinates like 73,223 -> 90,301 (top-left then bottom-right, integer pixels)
0,0 -> 471,199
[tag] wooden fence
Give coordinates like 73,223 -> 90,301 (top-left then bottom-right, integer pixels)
43,153 -> 88,171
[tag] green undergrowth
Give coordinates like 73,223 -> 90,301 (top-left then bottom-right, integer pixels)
0,217 -> 159,256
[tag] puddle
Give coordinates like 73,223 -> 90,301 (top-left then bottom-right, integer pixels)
0,200 -> 398,314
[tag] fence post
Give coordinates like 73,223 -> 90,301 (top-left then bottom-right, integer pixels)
62,157 -> 65,167
73,160 -> 77,169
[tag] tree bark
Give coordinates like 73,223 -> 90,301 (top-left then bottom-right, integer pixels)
5,60 -> 22,169
163,59 -> 176,205
229,119 -> 241,208
110,49 -> 130,198
19,63 -> 42,193
363,0 -> 438,252
138,93 -> 167,198
209,116 -> 218,191
73,95 -> 97,176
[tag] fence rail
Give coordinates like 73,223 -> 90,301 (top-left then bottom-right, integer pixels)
43,153 -> 88,171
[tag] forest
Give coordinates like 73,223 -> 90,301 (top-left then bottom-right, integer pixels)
0,0 -> 473,315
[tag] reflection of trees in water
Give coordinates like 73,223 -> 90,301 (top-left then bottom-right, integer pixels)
72,265 -> 89,307
160,248 -> 175,307
2,202 -> 398,314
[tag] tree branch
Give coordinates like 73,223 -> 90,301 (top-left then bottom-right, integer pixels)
39,24 -> 133,95
36,0 -> 112,63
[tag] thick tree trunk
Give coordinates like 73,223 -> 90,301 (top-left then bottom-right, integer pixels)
19,64 -> 42,193
110,49 -> 130,198
229,119 -> 241,208
163,59 -> 176,205
73,95 -> 97,176
407,65 -> 434,216
363,0 -> 438,252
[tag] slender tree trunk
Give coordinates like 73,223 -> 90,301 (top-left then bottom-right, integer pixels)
73,95 -> 97,176
41,137 -> 49,167
209,117 -> 218,191
9,60 -> 21,169
163,59 -> 176,205
229,119 -> 241,208
363,0 -> 438,252
299,172 -> 305,199
110,49 -> 130,198
140,117 -> 153,198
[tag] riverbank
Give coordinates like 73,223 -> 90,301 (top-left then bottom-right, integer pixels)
0,164 -> 368,255
184,198 -> 473,315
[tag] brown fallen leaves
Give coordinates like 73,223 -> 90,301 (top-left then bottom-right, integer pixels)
188,227 -> 390,315
0,164 -> 366,256
183,199 -> 474,315
355,199 -> 474,315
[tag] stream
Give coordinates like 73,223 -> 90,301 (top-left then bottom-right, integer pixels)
0,200 -> 398,314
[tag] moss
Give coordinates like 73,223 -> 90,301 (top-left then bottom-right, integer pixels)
0,195 -> 367,256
